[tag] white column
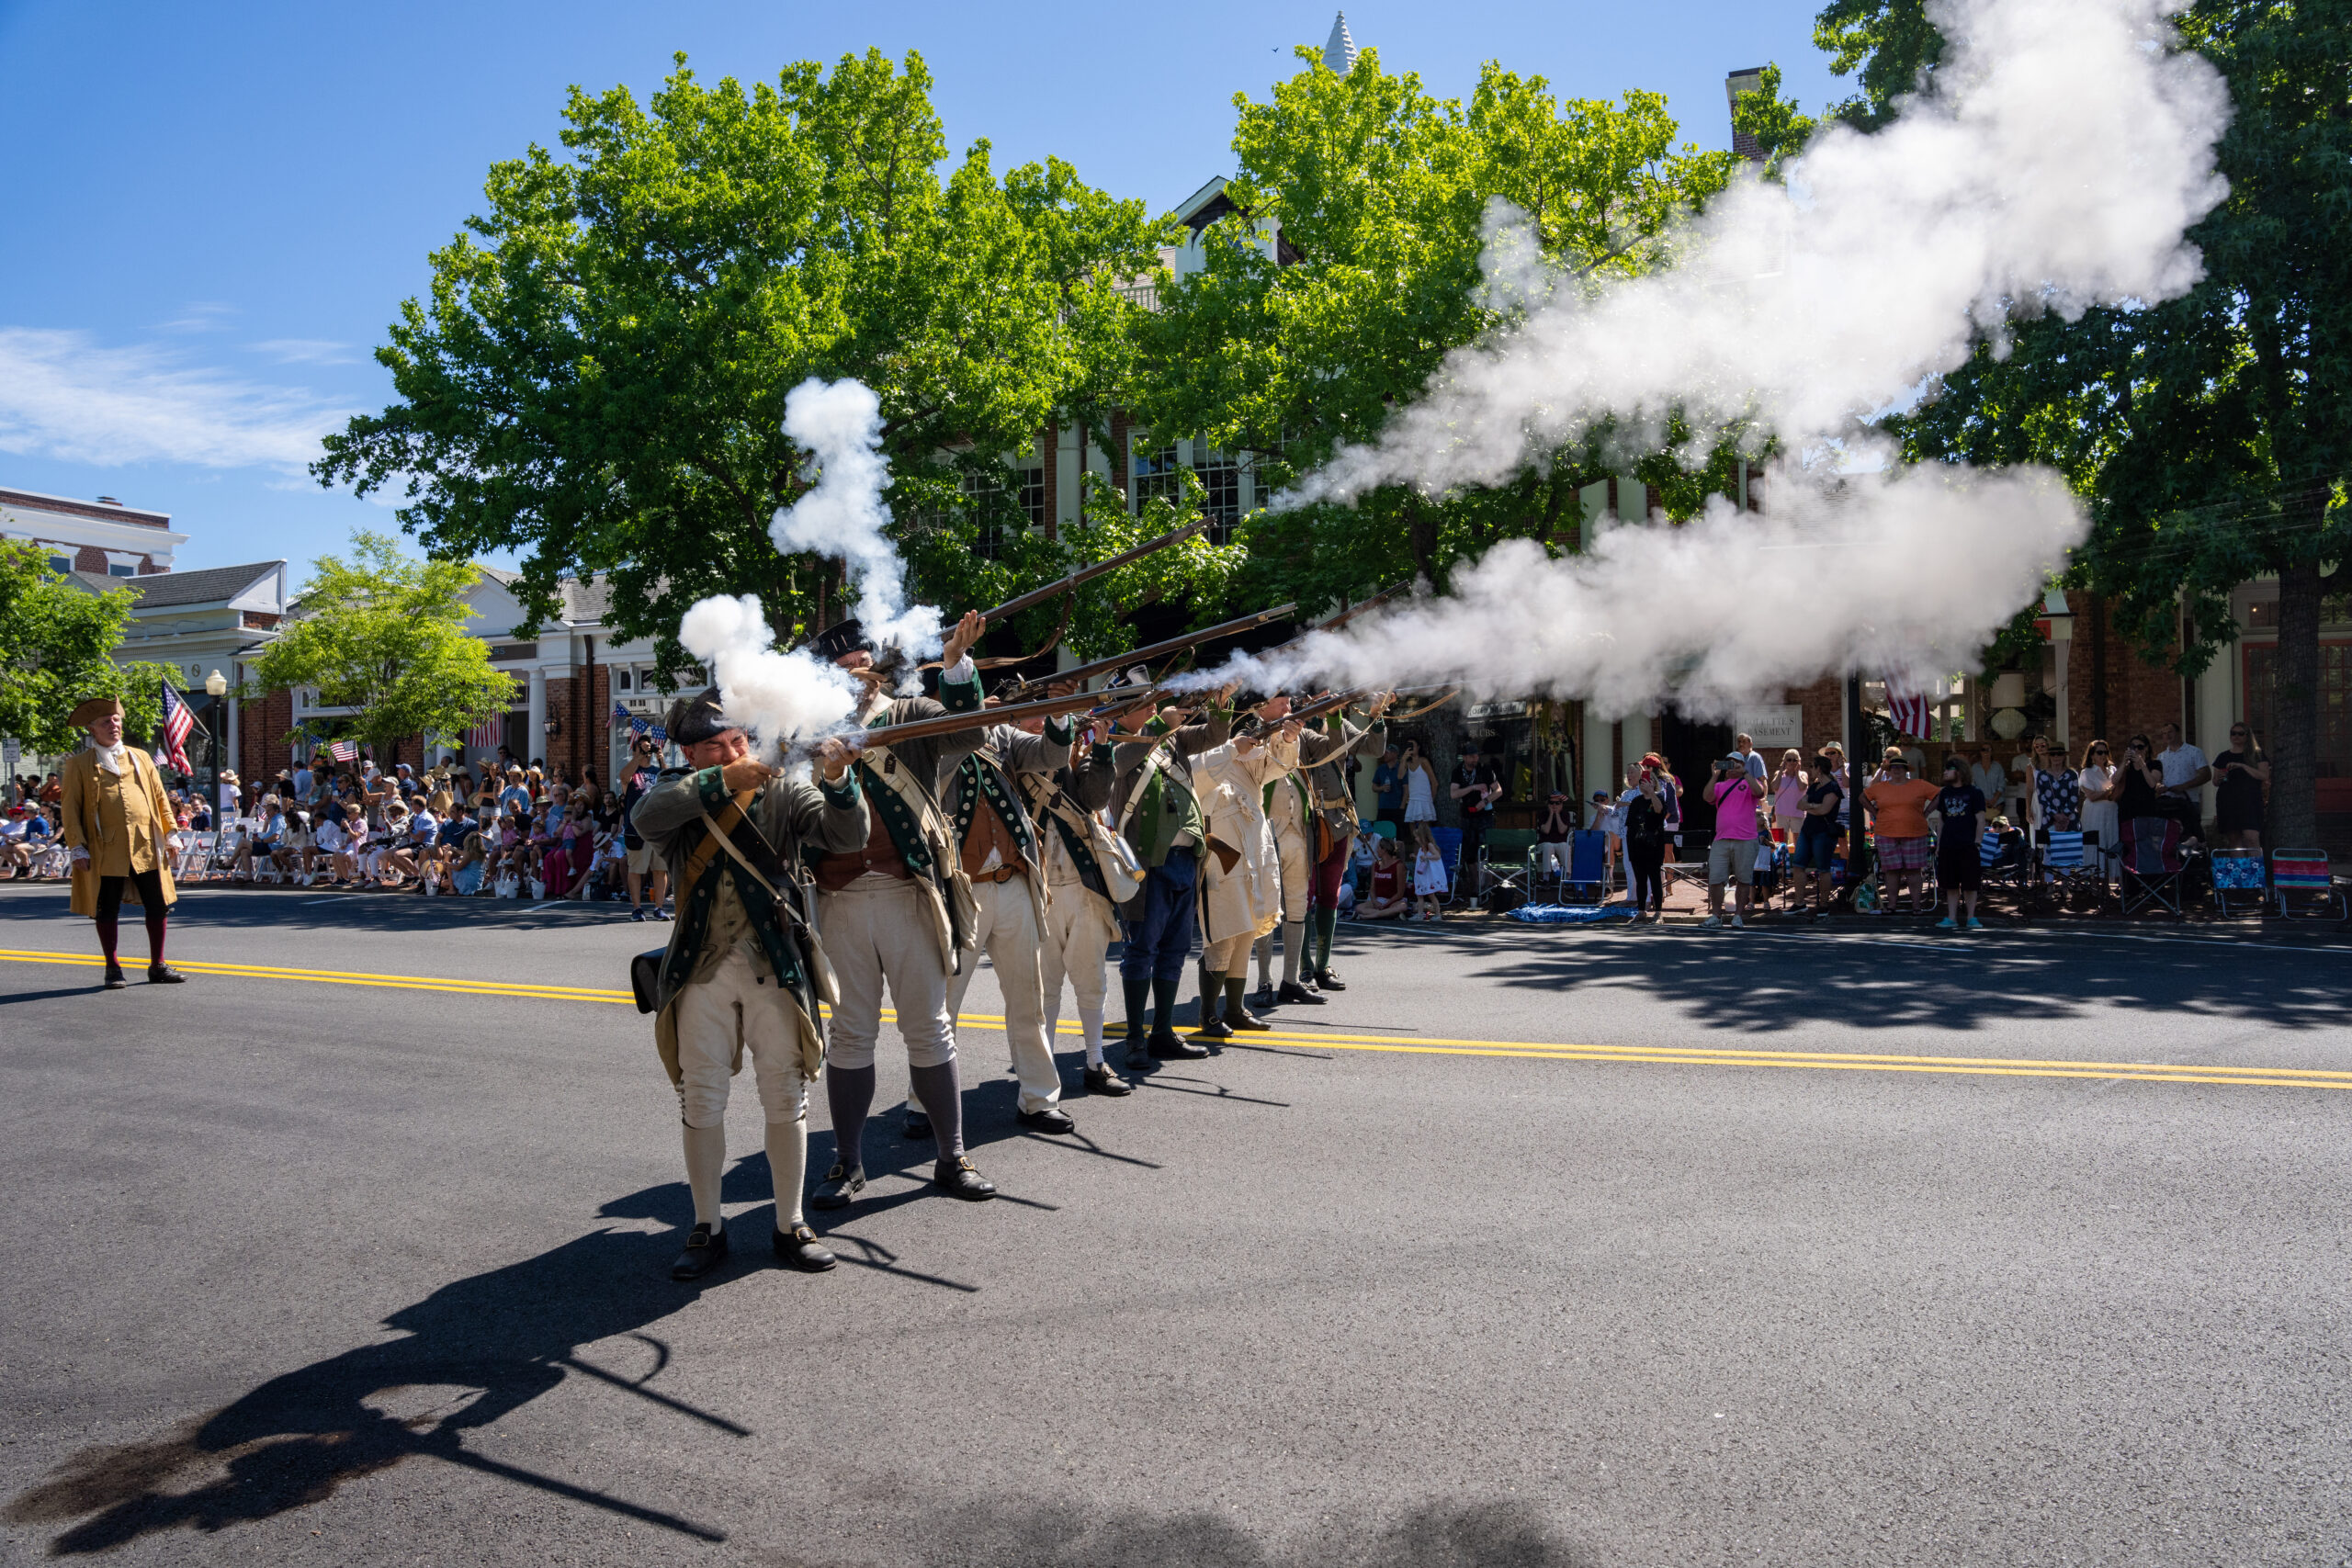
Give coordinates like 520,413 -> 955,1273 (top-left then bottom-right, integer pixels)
526,668 -> 548,766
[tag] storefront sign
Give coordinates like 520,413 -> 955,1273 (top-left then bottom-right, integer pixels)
1736,705 -> 1803,750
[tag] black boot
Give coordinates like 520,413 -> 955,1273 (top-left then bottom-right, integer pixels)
1224,976 -> 1272,1031
1122,971 -> 1153,1069
1191,963 -> 1231,1041
1148,974 -> 1206,1058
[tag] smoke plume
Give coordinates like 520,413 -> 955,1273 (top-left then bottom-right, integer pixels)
672,375 -> 937,751
768,377 -> 944,659
675,593 -> 860,753
1233,0 -> 2229,711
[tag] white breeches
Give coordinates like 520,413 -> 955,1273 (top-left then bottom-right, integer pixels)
944,874 -> 1059,1112
673,943 -> 811,1129
818,877 -> 956,1071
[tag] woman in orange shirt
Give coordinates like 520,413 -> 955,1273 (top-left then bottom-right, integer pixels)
1862,749 -> 1940,915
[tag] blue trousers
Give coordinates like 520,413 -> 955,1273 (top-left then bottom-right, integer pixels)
1120,847 -> 1198,985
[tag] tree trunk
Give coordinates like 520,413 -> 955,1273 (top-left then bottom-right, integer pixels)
1404,492 -> 1440,589
2268,551 -> 2323,848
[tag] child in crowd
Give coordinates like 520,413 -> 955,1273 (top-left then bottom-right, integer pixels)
1357,836 -> 1411,920
1410,837 -> 1450,921
1351,824 -> 1382,897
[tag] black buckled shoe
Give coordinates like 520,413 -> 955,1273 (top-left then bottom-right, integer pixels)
670,1222 -> 729,1280
1191,1015 -> 1232,1042
808,1164 -> 865,1211
1125,1036 -> 1153,1070
1312,968 -> 1346,991
773,1224 -> 836,1272
1017,1106 -> 1077,1134
1083,1064 -> 1133,1097
902,1109 -> 933,1141
102,964 -> 129,991
933,1156 -> 997,1201
1148,1031 -> 1209,1060
1275,981 -> 1326,1007
1252,982 -> 1277,1010
1226,1007 -> 1273,1032
147,964 -> 186,985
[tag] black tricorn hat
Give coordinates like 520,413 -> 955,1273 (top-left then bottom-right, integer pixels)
666,686 -> 735,748
804,617 -> 873,665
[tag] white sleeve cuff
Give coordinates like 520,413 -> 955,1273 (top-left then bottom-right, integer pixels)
941,655 -> 977,684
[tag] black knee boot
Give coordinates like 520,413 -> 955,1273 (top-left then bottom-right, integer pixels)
1149,974 -> 1205,1058
1192,961 -> 1230,1041
1122,971 -> 1153,1067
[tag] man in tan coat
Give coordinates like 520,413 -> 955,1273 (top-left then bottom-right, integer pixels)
58,696 -> 185,989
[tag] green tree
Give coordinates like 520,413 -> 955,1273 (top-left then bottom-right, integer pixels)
0,540 -> 177,756
1759,0 -> 2352,846
315,51 -> 1172,680
247,533 -> 514,757
1132,46 -> 1740,617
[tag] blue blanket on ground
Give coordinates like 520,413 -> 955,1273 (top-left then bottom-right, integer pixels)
1508,902 -> 1640,924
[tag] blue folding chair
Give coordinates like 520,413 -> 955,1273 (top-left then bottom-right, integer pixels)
2208,850 -> 2265,917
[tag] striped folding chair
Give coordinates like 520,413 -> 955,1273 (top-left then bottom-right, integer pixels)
2270,849 -> 2346,921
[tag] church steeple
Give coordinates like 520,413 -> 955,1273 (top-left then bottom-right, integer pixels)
1323,12 -> 1358,74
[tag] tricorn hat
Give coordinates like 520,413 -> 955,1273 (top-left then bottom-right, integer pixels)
67,695 -> 123,728
666,686 -> 736,748
804,617 -> 873,666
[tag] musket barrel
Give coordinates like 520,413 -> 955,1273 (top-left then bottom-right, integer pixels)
848,687 -> 1162,751
977,519 -> 1208,624
1001,601 -> 1299,701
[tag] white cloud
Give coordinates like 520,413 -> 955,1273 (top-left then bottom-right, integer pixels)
157,301 -> 239,333
249,338 -> 361,366
0,327 -> 357,471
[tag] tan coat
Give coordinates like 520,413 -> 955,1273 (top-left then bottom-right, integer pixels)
1193,739 -> 1286,946
59,748 -> 179,918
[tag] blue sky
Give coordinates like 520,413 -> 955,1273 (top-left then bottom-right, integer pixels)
0,0 -> 1844,578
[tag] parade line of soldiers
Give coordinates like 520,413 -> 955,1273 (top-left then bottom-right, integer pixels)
633,610 -> 1394,1279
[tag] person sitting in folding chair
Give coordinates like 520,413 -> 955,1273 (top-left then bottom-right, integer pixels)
1532,792 -> 1575,891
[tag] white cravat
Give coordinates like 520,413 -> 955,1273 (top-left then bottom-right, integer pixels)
94,743 -> 130,776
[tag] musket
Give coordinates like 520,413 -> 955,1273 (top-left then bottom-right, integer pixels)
996,601 -> 1298,704
976,519 -> 1208,624
845,686 -> 1170,752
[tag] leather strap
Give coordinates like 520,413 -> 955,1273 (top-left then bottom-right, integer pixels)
677,788 -> 756,894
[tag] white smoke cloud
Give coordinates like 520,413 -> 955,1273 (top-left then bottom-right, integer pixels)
674,375 -> 941,750
768,377 -> 944,659
675,593 -> 861,754
1235,0 -> 2229,708
1216,455 -> 2082,718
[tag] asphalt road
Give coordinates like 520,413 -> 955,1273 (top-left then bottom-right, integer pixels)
3,883 -> 2350,1567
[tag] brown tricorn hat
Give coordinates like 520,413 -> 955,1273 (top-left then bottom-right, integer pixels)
67,695 -> 124,728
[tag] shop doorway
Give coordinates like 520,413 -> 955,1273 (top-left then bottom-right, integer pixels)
1659,711 -> 1735,846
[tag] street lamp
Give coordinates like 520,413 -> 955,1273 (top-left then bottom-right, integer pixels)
200,670 -> 228,790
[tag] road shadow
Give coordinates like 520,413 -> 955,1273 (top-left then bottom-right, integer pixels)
833,1495 -> 1590,1568
1399,920 -> 2352,1035
0,1172 -> 815,1554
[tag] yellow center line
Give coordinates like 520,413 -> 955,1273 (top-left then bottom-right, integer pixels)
5,948 -> 2344,1090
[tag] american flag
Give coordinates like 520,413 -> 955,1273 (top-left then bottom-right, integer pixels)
1885,682 -> 1937,740
328,739 -> 357,763
466,716 -> 502,750
159,682 -> 195,773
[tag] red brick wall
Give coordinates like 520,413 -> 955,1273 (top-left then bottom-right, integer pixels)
1786,678 -> 1847,758
543,665 -> 614,784
2064,591 -> 2182,754
237,688 -> 295,786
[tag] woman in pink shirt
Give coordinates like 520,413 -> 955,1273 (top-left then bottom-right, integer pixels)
1770,750 -> 1807,841
1703,754 -> 1766,927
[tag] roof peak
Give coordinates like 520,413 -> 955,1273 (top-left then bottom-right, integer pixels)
1324,11 -> 1357,74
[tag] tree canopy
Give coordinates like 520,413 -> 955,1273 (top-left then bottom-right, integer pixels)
246,533 -> 514,754
1741,0 -> 2350,842
0,541 -> 176,757
1131,47 -> 1741,617
315,51 -> 1191,679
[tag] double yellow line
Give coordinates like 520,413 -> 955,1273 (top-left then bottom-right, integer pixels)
6,947 -> 2346,1091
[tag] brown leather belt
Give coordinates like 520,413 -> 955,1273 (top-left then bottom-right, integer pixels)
814,850 -> 910,891
968,864 -> 1023,885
